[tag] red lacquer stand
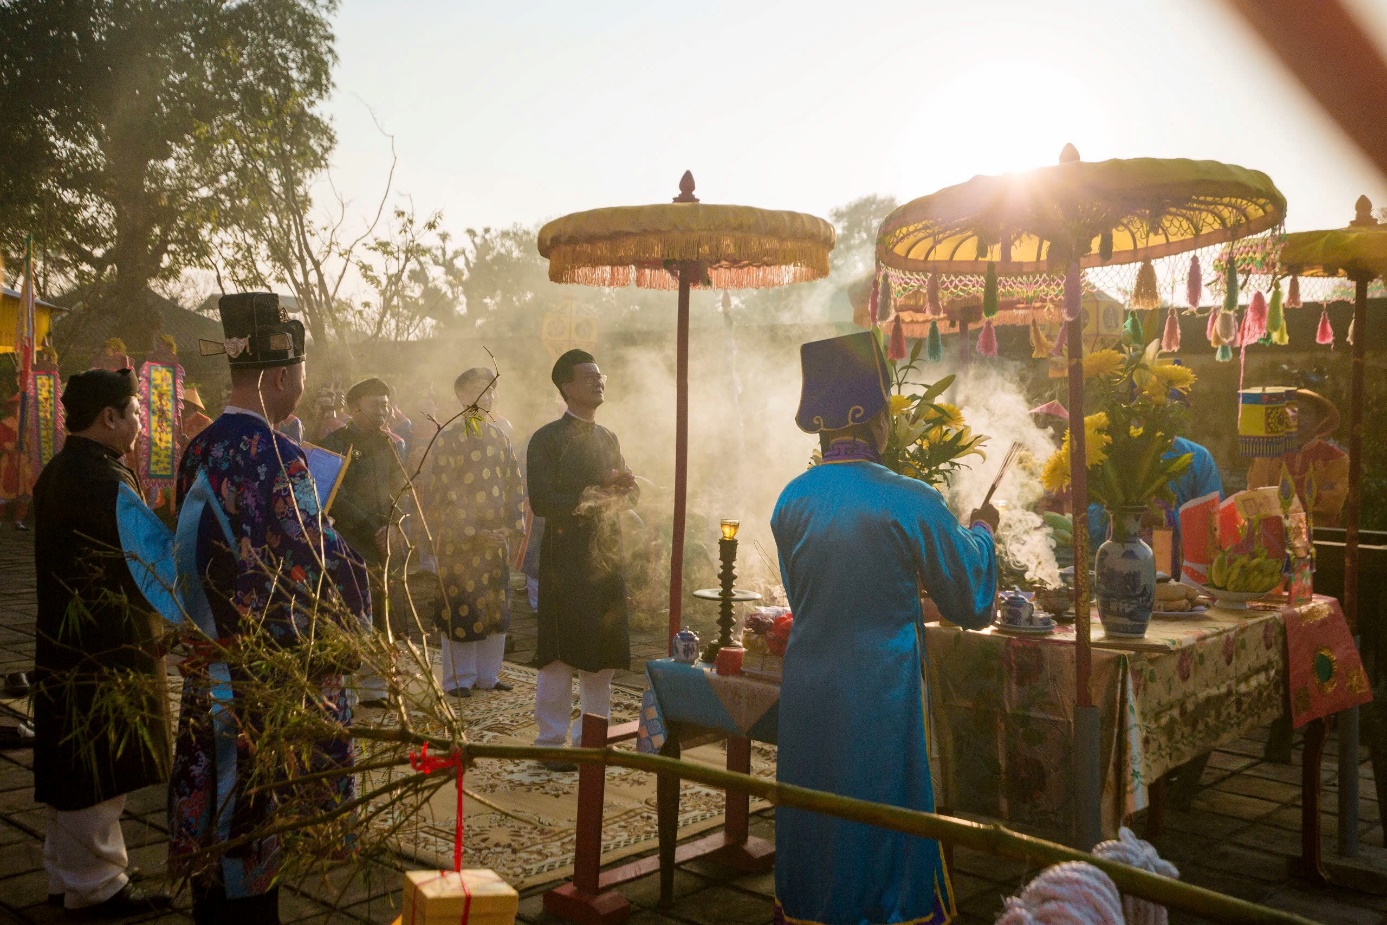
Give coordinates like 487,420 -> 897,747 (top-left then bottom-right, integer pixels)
543,712 -> 774,921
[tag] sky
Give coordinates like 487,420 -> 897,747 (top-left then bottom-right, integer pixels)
322,0 -> 1387,240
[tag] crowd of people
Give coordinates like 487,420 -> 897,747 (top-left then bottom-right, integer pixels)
28,293 -> 639,921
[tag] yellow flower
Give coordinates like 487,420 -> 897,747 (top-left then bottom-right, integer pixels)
1150,362 -> 1196,392
1041,444 -> 1071,493
935,403 -> 964,428
1082,349 -> 1124,380
889,394 -> 912,416
1083,412 -> 1112,467
1129,424 -> 1144,438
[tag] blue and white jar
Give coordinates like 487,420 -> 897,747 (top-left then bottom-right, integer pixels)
671,627 -> 700,664
1095,506 -> 1156,638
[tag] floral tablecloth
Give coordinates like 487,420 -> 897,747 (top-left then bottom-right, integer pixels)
923,595 -> 1363,838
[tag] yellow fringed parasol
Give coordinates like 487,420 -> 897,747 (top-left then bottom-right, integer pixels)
1277,195 -> 1387,664
875,145 -> 1285,850
538,172 -> 835,640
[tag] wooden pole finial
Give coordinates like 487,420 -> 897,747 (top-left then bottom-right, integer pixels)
674,171 -> 699,203
1059,143 -> 1081,164
1351,194 -> 1377,227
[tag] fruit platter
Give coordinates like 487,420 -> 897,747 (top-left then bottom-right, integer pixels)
1199,548 -> 1283,609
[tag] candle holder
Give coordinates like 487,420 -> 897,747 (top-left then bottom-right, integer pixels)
693,519 -> 761,662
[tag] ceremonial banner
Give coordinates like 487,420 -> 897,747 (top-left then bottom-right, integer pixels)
27,368 -> 63,470
1284,596 -> 1372,728
137,356 -> 184,501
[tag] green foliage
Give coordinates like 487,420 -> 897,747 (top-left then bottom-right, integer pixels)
879,336 -> 988,488
0,0 -> 337,345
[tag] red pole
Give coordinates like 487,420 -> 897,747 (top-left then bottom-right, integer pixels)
1066,267 -> 1092,709
668,265 -> 691,643
1344,277 -> 1368,632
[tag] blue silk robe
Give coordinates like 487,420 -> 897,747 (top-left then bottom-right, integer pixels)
770,460 -> 997,925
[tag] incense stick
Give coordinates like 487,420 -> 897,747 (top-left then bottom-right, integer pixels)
981,440 -> 1022,508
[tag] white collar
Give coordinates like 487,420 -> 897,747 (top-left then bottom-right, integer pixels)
222,405 -> 269,425
564,410 -> 596,424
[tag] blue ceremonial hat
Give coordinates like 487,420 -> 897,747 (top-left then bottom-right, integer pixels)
795,332 -> 890,434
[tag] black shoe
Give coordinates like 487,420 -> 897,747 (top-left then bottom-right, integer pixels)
3,671 -> 30,697
485,681 -> 514,692
71,882 -> 173,918
446,687 -> 472,699
540,759 -> 578,773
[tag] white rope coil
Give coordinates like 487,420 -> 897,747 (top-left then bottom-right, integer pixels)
995,861 -> 1125,925
1092,826 -> 1180,925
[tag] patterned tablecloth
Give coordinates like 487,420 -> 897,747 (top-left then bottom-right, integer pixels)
924,595 -> 1368,837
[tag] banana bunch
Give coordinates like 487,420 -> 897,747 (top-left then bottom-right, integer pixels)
1207,551 -> 1283,593
1044,512 -> 1073,547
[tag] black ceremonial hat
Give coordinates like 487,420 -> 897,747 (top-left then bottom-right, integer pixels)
794,331 -> 890,433
200,292 -> 306,369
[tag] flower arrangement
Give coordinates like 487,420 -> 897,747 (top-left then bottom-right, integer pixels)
743,608 -> 793,658
1041,340 -> 1196,511
881,340 -> 988,488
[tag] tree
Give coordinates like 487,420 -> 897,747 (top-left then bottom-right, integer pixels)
0,0 -> 337,351
829,194 -> 899,279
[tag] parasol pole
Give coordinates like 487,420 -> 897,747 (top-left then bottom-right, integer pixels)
668,260 -> 692,643
1066,257 -> 1101,851
1345,273 -> 1367,636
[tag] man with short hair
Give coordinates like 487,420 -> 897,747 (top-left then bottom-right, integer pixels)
415,368 -> 524,697
170,293 -> 370,925
526,350 -> 637,771
32,368 -> 174,917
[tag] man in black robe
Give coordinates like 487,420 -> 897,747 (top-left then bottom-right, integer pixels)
526,350 -> 637,771
32,368 -> 173,916
319,377 -> 409,706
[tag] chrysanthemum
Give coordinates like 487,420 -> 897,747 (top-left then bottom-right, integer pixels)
889,394 -> 912,416
1150,362 -> 1197,392
1082,349 -> 1125,380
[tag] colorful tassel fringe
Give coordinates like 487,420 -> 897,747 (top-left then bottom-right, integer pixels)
1051,321 -> 1068,357
926,320 -> 943,361
1206,309 -> 1219,346
1123,311 -> 1144,346
889,316 -> 907,360
1244,291 -> 1268,342
1222,257 -> 1239,315
1186,256 -> 1202,309
926,320 -> 948,360
1216,310 -> 1239,347
1132,259 -> 1159,310
1029,317 -> 1052,358
927,273 -> 942,315
977,319 -> 998,357
1272,320 -> 1290,346
1216,343 -> 1233,362
1267,283 -> 1284,335
1064,262 -> 1081,321
982,262 -> 999,318
1316,308 -> 1334,346
1287,275 -> 1302,308
1099,231 -> 1114,262
1162,307 -> 1181,352
868,274 -> 881,324
878,279 -> 893,323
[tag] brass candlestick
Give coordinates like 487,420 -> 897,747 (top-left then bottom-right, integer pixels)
694,519 -> 760,662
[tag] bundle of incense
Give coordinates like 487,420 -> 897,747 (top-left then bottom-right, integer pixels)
981,440 -> 1022,509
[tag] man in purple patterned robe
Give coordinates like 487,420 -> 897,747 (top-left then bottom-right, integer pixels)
168,293 -> 370,925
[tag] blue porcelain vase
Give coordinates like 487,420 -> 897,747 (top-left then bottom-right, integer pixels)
1094,506 -> 1155,638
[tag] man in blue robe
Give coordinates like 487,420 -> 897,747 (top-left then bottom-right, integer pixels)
770,332 -> 999,925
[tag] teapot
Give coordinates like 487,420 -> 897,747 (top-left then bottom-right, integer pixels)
998,588 -> 1035,626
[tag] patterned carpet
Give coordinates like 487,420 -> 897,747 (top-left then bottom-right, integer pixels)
376,662 -> 776,889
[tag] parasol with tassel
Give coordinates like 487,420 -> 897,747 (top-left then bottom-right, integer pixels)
875,145 -> 1285,848
538,172 -> 835,642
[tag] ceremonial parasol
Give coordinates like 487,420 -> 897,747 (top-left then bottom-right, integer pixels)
538,173 -> 835,640
1276,196 -> 1387,862
876,145 -> 1285,847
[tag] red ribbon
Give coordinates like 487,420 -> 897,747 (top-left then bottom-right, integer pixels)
410,742 -> 466,872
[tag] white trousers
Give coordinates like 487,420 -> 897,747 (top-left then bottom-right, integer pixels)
44,795 -> 129,909
441,634 -> 507,692
534,662 -> 614,747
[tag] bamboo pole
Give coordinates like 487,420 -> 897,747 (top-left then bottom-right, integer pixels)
348,727 -> 1316,925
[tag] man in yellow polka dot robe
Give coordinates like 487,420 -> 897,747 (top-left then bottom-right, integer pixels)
416,368 -> 526,697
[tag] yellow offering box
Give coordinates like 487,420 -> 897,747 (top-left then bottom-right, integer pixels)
401,869 -> 518,925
